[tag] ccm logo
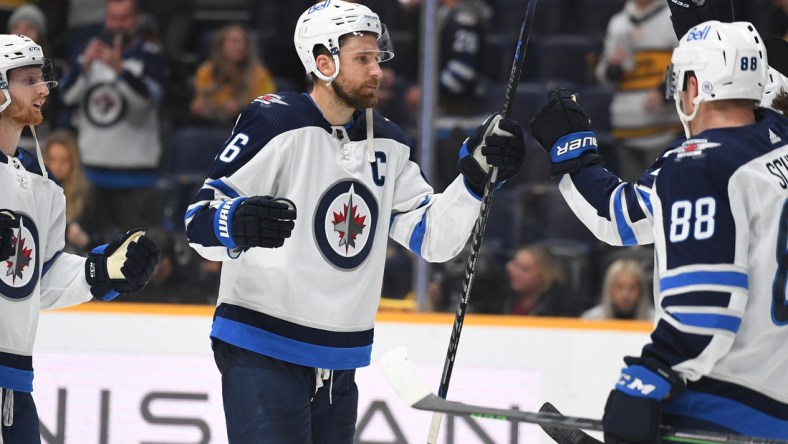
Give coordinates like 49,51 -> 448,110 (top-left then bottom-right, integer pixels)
617,373 -> 657,396
556,136 -> 596,157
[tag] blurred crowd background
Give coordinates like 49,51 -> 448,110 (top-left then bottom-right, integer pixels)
10,0 -> 786,317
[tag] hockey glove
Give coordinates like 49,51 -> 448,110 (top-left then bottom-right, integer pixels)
458,113 -> 525,197
529,89 -> 603,178
603,356 -> 686,444
0,209 -> 19,262
85,228 -> 161,300
666,0 -> 734,40
215,196 -> 297,250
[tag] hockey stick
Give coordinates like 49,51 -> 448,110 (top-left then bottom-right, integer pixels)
380,347 -> 788,444
538,402 -> 602,444
426,1 -> 538,442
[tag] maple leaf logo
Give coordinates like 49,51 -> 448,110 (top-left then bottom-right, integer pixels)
6,235 -> 32,284
332,194 -> 367,254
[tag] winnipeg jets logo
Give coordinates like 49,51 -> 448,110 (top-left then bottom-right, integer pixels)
315,181 -> 378,269
1,215 -> 39,300
6,234 -> 33,284
332,192 -> 367,254
667,138 -> 721,160
254,94 -> 289,108
85,83 -> 126,127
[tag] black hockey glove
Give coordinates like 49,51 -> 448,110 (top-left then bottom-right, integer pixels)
458,113 -> 525,197
85,228 -> 161,300
214,196 -> 297,250
0,209 -> 19,262
603,356 -> 686,444
666,0 -> 734,40
529,89 -> 603,178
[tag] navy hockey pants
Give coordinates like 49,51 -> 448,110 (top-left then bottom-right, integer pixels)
0,390 -> 41,444
213,339 -> 358,444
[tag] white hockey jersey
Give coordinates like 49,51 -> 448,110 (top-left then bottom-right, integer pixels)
185,92 -> 481,370
559,108 -> 788,437
0,149 -> 93,393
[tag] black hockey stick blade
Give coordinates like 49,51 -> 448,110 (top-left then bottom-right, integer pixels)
765,37 -> 788,78
538,402 -> 602,444
379,347 -> 788,444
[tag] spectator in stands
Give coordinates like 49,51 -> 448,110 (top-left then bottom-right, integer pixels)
60,0 -> 166,232
7,4 -> 46,48
190,23 -> 276,127
581,258 -> 654,320
42,129 -> 92,254
595,0 -> 682,181
506,245 -> 572,316
405,0 -> 491,116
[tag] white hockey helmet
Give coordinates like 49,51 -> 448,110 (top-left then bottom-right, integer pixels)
294,0 -> 394,84
665,21 -> 767,137
762,66 -> 787,112
0,34 -> 56,113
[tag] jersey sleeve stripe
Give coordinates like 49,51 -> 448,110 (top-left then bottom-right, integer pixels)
669,312 -> 742,334
408,213 -> 427,258
612,184 -> 638,245
207,179 -> 241,199
636,186 -> 653,215
660,270 -> 748,293
42,250 -> 62,276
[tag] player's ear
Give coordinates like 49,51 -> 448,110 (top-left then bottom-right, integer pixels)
315,54 -> 335,78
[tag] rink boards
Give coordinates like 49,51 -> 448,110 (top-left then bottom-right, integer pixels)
34,303 -> 651,444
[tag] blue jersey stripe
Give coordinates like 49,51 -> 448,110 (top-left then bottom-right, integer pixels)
636,187 -> 653,215
671,312 -> 742,333
613,185 -> 637,245
0,365 -> 33,392
211,317 -> 372,370
207,179 -> 240,198
408,213 -> 426,258
42,250 -> 62,276
661,270 -> 748,292
664,389 -> 788,439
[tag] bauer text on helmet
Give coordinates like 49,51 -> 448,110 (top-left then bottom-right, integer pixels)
294,0 -> 394,84
665,21 -> 767,137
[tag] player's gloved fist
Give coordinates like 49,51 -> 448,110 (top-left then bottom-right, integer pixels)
458,113 -> 525,196
85,228 -> 161,300
666,0 -> 734,40
603,356 -> 686,444
0,209 -> 19,262
215,196 -> 296,251
529,89 -> 603,177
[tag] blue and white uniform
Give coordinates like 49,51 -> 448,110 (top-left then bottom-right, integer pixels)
185,92 -> 480,370
0,149 -> 93,393
560,108 -> 788,437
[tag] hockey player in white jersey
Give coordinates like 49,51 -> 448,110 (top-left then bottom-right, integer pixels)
0,35 -> 160,443
183,1 -> 525,442
530,21 -> 788,442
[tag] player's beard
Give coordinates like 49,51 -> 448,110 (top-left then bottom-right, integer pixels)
5,98 -> 44,126
333,76 -> 378,109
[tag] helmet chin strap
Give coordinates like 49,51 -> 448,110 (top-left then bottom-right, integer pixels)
29,124 -> 47,182
0,90 -> 11,113
674,94 -> 702,138
314,54 -> 341,85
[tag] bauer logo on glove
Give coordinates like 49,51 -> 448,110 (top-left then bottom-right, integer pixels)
552,132 -> 598,160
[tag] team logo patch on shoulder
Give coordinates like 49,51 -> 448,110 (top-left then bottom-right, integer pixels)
1,214 -> 39,300
667,138 -> 721,160
254,94 -> 289,107
314,180 -> 378,270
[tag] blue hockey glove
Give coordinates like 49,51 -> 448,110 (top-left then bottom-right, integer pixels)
603,356 -> 686,444
529,89 -> 603,178
0,209 -> 18,262
215,196 -> 297,250
85,228 -> 161,300
458,113 -> 525,196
